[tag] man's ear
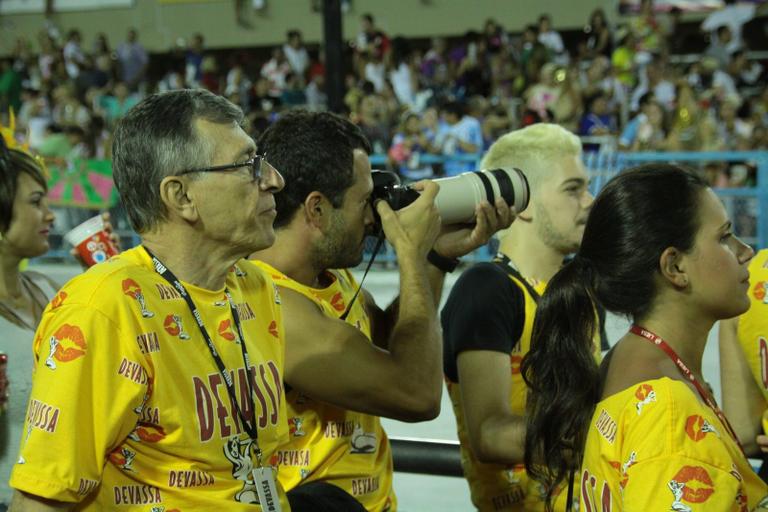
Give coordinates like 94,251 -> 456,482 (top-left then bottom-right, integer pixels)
159,175 -> 199,223
516,200 -> 534,222
659,246 -> 689,288
304,191 -> 330,228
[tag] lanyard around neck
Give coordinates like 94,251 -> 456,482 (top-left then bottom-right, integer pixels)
143,247 -> 263,458
630,324 -> 745,456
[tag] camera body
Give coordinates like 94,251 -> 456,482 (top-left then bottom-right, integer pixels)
370,168 -> 529,229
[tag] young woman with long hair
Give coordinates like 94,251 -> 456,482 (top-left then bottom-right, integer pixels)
522,164 -> 767,510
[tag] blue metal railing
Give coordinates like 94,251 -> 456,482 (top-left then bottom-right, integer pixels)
37,150 -> 767,264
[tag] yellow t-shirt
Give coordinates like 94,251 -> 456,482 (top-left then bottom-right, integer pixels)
581,377 -> 768,511
10,247 -> 291,511
251,260 -> 396,512
738,249 -> 768,420
445,267 -> 581,511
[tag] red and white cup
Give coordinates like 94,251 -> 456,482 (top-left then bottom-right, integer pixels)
64,215 -> 119,267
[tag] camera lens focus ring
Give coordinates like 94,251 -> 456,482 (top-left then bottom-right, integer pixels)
472,171 -> 495,204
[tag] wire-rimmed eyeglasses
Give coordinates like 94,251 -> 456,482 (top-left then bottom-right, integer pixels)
177,154 -> 272,182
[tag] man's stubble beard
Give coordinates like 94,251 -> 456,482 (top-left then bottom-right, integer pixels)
535,203 -> 581,256
313,211 -> 365,270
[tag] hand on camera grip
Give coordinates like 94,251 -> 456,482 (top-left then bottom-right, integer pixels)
375,180 -> 441,259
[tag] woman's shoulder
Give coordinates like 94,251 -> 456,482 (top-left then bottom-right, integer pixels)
22,269 -> 59,300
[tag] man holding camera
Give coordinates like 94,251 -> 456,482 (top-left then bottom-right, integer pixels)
249,110 -> 513,510
441,123 -> 595,511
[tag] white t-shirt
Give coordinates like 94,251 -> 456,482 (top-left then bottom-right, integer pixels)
283,44 -> 309,77
702,3 -> 756,53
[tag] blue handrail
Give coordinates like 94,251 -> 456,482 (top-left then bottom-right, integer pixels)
35,150 -> 767,264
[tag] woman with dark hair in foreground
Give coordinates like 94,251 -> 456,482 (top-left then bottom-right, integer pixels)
522,164 -> 767,510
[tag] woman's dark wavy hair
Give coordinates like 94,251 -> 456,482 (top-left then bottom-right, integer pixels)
0,136 -> 47,233
521,164 -> 707,509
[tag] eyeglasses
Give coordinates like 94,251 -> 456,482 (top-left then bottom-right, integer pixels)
177,155 -> 271,182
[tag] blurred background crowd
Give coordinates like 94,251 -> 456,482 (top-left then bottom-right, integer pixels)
1,0 -> 767,189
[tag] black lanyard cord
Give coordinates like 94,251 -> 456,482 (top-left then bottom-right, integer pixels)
143,247 -> 262,457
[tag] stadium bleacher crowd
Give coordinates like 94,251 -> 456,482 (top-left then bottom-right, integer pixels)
0,2 -> 767,189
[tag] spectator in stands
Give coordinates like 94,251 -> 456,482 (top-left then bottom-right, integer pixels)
519,24 -> 548,86
706,25 -> 736,68
224,62 -> 252,111
667,80 -> 719,151
538,14 -> 567,65
666,6 -> 691,54
716,96 -> 749,150
356,13 -> 390,61
728,49 -> 763,91
581,8 -> 613,59
482,105 -> 513,150
90,33 -> 117,85
630,56 -> 676,112
261,46 -> 292,97
184,33 -> 205,86
304,72 -> 327,111
483,18 -> 508,55
280,72 -> 307,107
92,33 -> 111,61
551,64 -> 584,132
16,89 -> 51,149
619,92 -> 654,149
62,29 -> 86,80
0,59 -> 23,114
36,34 -> 59,87
361,51 -> 387,93
389,111 -> 436,181
420,37 -> 450,91
702,0 -> 765,54
453,31 -> 491,98
198,55 -> 220,94
283,30 -> 309,79
389,37 -> 418,109
50,82 -> 90,129
74,55 -> 110,97
612,27 -> 637,89
579,92 -> 617,137
442,123 -> 594,511
116,28 -> 148,91
436,100 -> 483,176
631,100 -> 668,151
711,56 -> 741,102
99,82 -> 139,128
353,82 -> 391,154
524,62 -> 561,123
250,75 -> 282,118
580,56 -> 625,114
629,0 -> 664,55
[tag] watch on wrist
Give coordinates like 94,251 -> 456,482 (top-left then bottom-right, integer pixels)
427,249 -> 460,273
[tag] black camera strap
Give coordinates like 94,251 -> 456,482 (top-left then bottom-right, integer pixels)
340,233 -> 385,321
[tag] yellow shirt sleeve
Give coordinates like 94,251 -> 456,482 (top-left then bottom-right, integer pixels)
10,303 -> 149,502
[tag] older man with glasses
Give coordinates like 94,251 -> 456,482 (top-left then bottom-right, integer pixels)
7,89 -> 442,512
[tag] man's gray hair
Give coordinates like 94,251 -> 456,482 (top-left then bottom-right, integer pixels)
112,89 -> 244,233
